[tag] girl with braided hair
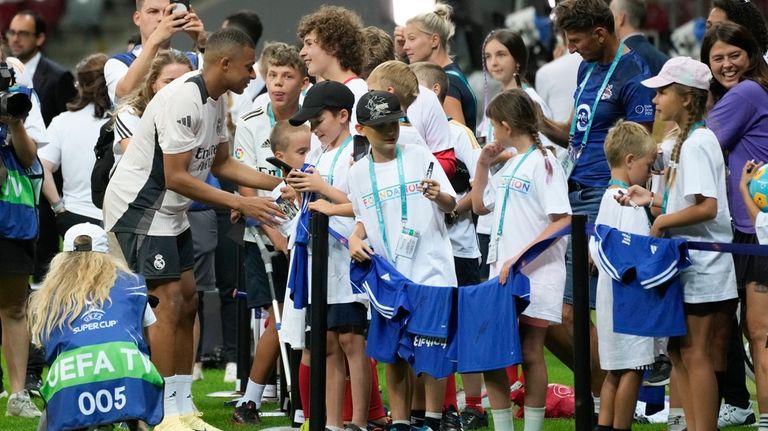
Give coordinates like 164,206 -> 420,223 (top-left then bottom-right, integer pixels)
619,56 -> 737,431
471,89 -> 571,431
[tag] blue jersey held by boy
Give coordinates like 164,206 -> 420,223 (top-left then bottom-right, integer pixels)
40,272 -> 163,430
593,224 -> 689,337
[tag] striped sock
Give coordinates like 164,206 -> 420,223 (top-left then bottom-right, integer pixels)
758,413 -> 768,431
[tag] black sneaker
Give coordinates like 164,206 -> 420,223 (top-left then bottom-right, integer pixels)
232,400 -> 261,425
643,354 -> 672,387
24,373 -> 42,397
440,406 -> 463,431
460,406 -> 488,430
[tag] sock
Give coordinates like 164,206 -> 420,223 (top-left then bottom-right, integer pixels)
523,406 -> 545,431
368,359 -> 386,420
299,362 -> 311,419
443,374 -> 457,411
163,375 -> 179,417
239,379 -> 266,408
176,375 -> 194,415
592,395 -> 601,414
759,413 -> 768,431
613,428 -> 629,431
596,426 -> 612,431
424,411 -> 441,431
491,407 -> 514,431
411,409 -> 425,428
465,395 -> 484,414
506,365 -> 519,383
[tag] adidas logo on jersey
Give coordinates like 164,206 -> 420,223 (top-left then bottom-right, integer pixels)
381,273 -> 391,281
650,244 -> 657,255
261,139 -> 271,148
177,115 -> 192,128
621,232 -> 631,246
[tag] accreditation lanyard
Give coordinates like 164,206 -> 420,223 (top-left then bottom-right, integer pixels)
662,120 -> 706,214
608,179 -> 629,188
568,42 -> 625,151
319,135 -> 353,186
495,146 -> 535,238
368,146 -> 407,261
484,84 -> 530,142
267,102 -> 276,127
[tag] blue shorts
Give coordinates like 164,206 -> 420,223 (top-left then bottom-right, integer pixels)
563,186 -> 603,308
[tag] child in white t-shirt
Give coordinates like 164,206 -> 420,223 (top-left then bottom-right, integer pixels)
348,91 -> 457,431
619,57 -> 737,430
588,121 -> 658,431
471,89 -> 571,431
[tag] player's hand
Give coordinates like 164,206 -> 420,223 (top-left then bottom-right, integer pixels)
230,209 -> 241,224
286,167 -> 326,194
393,26 -> 406,59
183,7 -> 205,43
237,196 -> 286,227
420,178 -> 441,200
614,184 -> 651,207
349,235 -> 373,262
148,4 -> 189,47
309,199 -> 335,216
478,142 -> 504,167
741,159 -> 764,191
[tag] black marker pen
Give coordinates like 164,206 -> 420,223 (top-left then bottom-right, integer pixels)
423,162 -> 434,196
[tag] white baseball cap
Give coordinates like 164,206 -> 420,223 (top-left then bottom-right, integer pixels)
641,56 -> 712,90
63,223 -> 109,253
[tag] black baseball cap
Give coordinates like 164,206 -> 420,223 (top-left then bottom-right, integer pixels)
289,80 -> 355,126
356,90 -> 405,126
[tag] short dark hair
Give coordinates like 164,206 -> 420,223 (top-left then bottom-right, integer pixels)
554,0 -> 615,34
223,10 -> 263,46
712,0 -> 768,54
204,28 -> 256,63
15,10 -> 46,35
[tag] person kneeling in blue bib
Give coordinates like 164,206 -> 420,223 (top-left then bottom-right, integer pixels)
28,223 -> 163,431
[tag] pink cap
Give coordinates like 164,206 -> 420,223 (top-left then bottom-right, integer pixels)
641,56 -> 712,90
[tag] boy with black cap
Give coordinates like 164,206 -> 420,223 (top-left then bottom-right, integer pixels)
348,91 -> 457,431
287,80 -> 372,431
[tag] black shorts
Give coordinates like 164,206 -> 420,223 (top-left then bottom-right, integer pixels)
684,298 -> 738,316
454,256 -> 481,287
115,229 -> 195,281
733,229 -> 768,285
0,237 -> 35,275
306,302 -> 369,336
244,242 -> 288,309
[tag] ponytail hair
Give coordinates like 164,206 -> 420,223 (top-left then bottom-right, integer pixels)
486,89 -> 553,181
664,83 -> 709,189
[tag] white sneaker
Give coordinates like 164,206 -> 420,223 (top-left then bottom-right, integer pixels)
5,389 -> 42,417
668,414 -> 687,431
718,401 -> 756,427
181,412 -> 223,431
223,362 -> 237,383
192,363 -> 204,381
262,383 -> 278,402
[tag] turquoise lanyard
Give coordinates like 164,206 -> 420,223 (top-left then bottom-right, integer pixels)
322,135 -> 353,186
368,146 -> 407,261
495,146 -> 535,238
568,42 -> 625,149
608,179 -> 629,188
267,102 -> 276,127
662,120 -> 706,214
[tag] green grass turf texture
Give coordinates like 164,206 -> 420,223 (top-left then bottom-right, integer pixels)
0,351 -> 757,430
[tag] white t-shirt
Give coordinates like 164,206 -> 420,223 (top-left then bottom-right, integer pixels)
534,52 -> 582,123
38,104 -> 107,220
757,212 -> 768,244
306,141 -> 366,304
348,143 -> 457,286
407,86 -> 453,153
662,128 -> 737,303
447,120 -> 481,259
112,106 -> 140,156
104,70 -> 229,236
5,57 -> 47,146
346,77 -> 368,133
398,123 -> 429,150
589,188 -> 655,370
483,147 -> 571,323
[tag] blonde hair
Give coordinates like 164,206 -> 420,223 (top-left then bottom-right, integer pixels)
604,120 -> 656,168
28,239 -> 134,346
117,50 -> 193,118
367,60 -> 420,111
406,3 -> 455,55
663,83 -> 709,190
271,120 -> 310,153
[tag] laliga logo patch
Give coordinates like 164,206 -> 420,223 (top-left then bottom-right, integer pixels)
575,104 -> 591,132
234,147 -> 245,161
601,84 -> 613,100
365,95 -> 390,120
154,254 -> 166,271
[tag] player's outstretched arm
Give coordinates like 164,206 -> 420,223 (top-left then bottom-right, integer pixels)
212,142 -> 282,191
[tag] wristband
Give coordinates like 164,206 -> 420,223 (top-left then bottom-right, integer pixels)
52,200 -> 65,214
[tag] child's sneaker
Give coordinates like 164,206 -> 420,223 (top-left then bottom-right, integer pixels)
223,362 -> 237,383
439,406 -> 463,431
181,412 -> 223,431
718,400 -> 756,428
232,400 -> 261,425
642,354 -> 671,387
192,363 -> 204,382
153,415 -> 193,431
5,389 -> 42,417
459,406 -> 487,430
667,413 -> 687,431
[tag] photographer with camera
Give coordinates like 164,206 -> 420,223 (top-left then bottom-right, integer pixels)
0,52 -> 44,418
